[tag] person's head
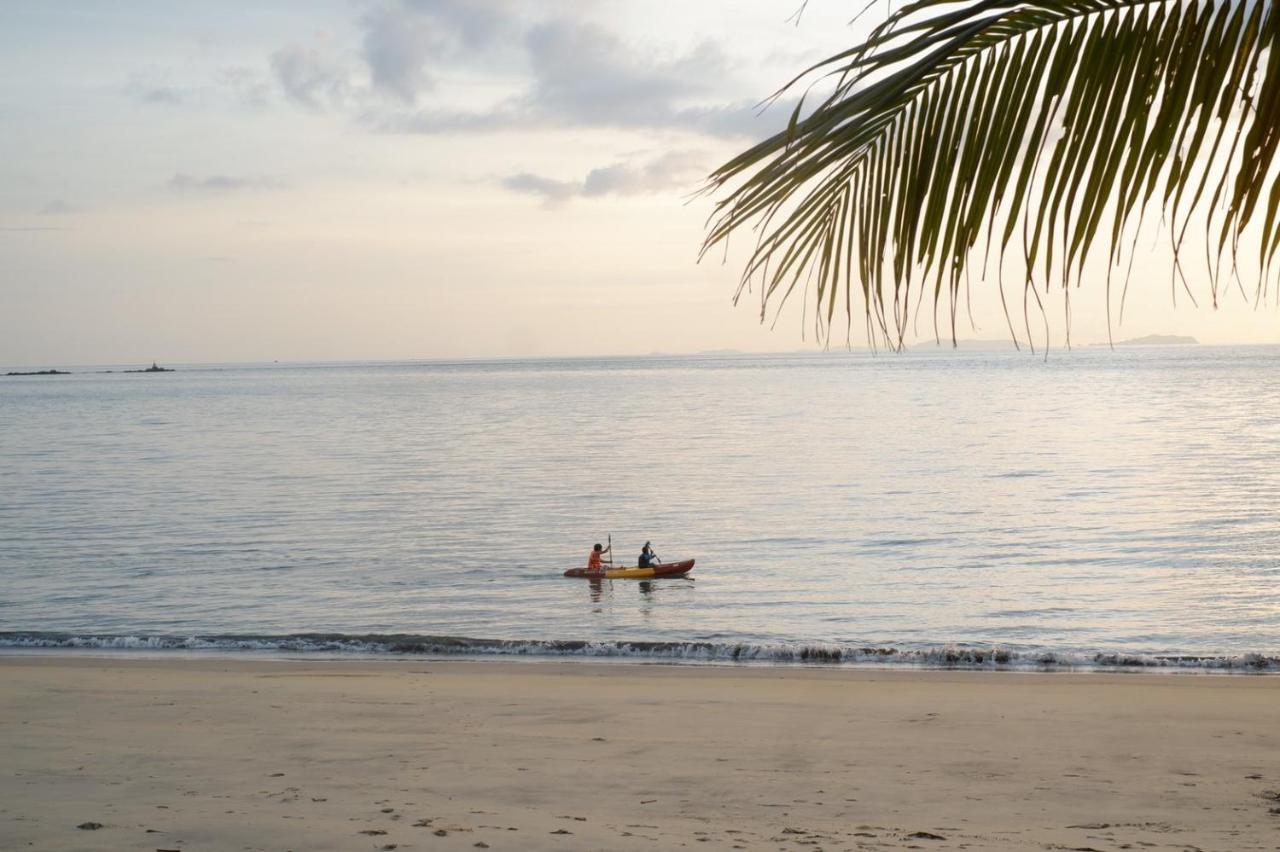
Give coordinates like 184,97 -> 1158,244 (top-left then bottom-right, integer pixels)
644,541 -> 651,548
593,543 -> 603,552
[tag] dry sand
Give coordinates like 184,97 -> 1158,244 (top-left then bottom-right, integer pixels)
2,655 -> 1278,851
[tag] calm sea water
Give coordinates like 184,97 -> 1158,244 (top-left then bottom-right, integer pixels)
3,347 -> 1279,669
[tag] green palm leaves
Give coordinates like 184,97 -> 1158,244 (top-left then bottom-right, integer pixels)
702,0 -> 1280,348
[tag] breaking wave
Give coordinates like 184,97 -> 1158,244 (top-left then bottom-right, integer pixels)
0,632 -> 1276,672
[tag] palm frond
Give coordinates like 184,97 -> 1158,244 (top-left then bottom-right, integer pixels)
701,0 -> 1280,348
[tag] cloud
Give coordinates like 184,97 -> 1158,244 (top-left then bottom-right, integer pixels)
581,150 -> 707,196
276,1 -> 787,140
220,66 -> 271,109
129,66 -> 272,110
502,150 -> 708,204
141,86 -> 184,106
271,43 -> 350,109
126,69 -> 191,107
362,1 -> 516,103
39,200 -> 78,215
674,100 -> 793,139
382,18 -> 767,137
362,9 -> 434,102
168,174 -> 289,193
502,172 -> 578,203
521,20 -> 726,125
270,1 -> 521,109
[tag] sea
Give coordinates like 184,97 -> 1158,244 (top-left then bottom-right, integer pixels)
2,346 -> 1279,672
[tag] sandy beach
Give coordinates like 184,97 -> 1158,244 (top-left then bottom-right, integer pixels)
2,656 -> 1278,851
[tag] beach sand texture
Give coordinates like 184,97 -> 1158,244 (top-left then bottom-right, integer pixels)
2,657 -> 1278,851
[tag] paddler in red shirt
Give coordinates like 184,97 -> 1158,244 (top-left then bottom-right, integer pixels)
587,542 -> 610,573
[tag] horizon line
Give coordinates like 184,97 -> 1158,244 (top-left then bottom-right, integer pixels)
6,339 -> 1273,373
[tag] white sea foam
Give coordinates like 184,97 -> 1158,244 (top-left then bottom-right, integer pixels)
1,633 -> 1275,672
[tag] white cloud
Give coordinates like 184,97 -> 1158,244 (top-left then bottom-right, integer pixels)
361,0 -> 517,103
583,150 -> 706,196
503,149 -> 708,204
390,17 -> 778,137
362,5 -> 437,102
39,200 -> 78,215
502,172 -> 578,203
522,20 -> 723,123
141,86 -> 184,106
168,174 -> 289,193
126,69 -> 190,107
274,1 -> 787,140
219,66 -> 271,109
271,43 -> 350,109
129,65 -> 272,111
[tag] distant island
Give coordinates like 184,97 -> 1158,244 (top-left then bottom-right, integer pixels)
101,362 -> 175,374
6,362 -> 178,376
1102,334 -> 1199,346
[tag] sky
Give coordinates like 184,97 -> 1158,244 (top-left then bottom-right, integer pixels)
1,0 -> 1276,367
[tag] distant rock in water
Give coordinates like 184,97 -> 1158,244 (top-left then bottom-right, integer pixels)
123,362 -> 174,373
5,369 -> 71,376
1111,334 -> 1198,346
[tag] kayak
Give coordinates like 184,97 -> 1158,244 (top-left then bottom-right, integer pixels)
563,559 -> 694,579
564,559 -> 695,579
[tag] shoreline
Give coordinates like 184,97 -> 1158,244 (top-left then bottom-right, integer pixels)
4,656 -> 1279,851
3,633 -> 1278,674
3,646 -> 1280,677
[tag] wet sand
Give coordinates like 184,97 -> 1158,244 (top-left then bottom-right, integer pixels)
2,655 -> 1278,851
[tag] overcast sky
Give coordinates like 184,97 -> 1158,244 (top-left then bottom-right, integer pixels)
2,1 -> 1275,367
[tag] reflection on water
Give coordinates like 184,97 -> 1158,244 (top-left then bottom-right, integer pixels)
2,347 -> 1279,660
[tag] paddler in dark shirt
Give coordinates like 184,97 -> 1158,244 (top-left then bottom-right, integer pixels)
639,541 -> 658,568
